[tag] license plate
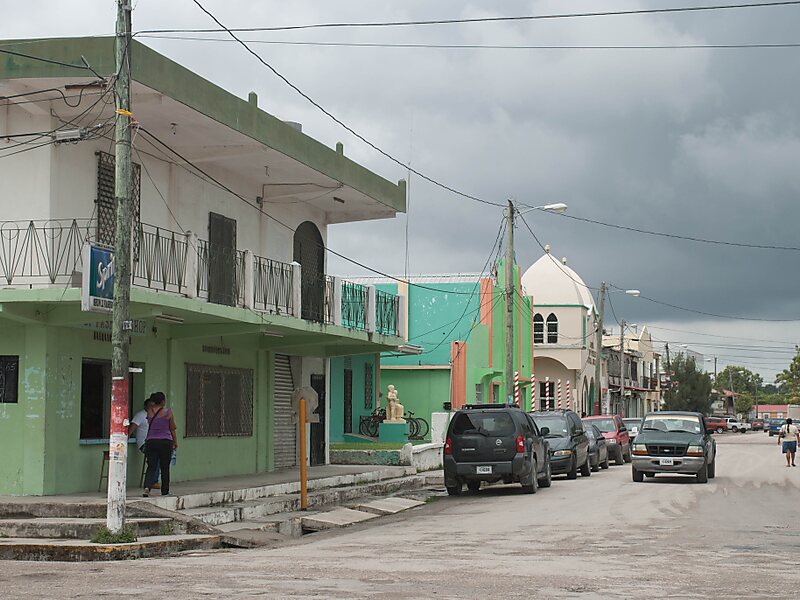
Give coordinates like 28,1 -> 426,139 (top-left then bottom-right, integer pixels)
659,458 -> 674,466
476,466 -> 492,474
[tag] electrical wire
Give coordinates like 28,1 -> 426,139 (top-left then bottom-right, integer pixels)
647,324 -> 800,346
552,212 -> 800,252
138,1 -> 800,34
138,35 -> 800,52
0,47 -> 94,71
184,0 -> 504,209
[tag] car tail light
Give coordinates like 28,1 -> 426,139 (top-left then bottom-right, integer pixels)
516,435 -> 525,453
444,437 -> 452,455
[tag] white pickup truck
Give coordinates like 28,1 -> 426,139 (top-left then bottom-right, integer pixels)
725,417 -> 751,433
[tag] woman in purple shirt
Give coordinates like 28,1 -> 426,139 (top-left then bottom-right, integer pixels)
143,392 -> 178,497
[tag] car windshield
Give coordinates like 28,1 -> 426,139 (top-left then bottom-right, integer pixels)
586,418 -> 616,433
623,419 -> 641,429
452,411 -> 515,437
532,415 -> 569,437
641,415 -> 702,434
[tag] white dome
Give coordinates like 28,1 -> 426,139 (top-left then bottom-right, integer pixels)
521,251 -> 595,309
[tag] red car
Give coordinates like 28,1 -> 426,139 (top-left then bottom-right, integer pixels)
582,415 -> 631,465
705,416 -> 728,434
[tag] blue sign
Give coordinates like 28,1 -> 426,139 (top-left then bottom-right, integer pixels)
81,244 -> 115,313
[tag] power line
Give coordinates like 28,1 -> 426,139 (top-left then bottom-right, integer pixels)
137,1 -> 800,34
0,47 -> 94,71
553,212 -> 800,252
184,0 -> 504,209
648,324 -> 800,346
136,127 -> 489,296
138,34 -> 800,52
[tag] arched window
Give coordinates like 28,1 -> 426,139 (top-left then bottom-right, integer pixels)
293,221 -> 325,322
533,314 -> 544,344
546,313 -> 558,344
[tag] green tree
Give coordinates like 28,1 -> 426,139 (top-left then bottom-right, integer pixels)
734,392 -> 753,416
664,353 -> 713,414
716,365 -> 763,396
776,348 -> 800,401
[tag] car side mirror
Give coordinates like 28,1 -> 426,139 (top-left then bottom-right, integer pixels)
540,427 -> 550,436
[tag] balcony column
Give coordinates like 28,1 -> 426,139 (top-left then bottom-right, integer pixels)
333,276 -> 343,326
243,250 -> 255,309
366,285 -> 376,334
398,293 -> 408,339
185,231 -> 198,299
291,262 -> 302,318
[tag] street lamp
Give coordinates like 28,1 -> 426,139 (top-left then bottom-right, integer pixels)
517,202 -> 569,216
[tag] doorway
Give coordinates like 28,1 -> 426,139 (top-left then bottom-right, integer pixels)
310,374 -> 326,466
208,212 -> 237,306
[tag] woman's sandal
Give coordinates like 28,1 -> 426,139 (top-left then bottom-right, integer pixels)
143,488 -> 150,497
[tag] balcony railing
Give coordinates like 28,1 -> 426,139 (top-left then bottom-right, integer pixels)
0,219 -> 91,286
0,218 -> 404,338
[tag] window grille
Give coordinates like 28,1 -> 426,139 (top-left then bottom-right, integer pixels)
364,363 -> 374,410
546,313 -> 558,344
533,314 -> 544,344
96,151 -> 141,259
0,356 -> 19,404
343,369 -> 353,434
185,364 -> 253,437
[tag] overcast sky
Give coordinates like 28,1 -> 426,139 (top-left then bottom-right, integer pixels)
5,0 -> 800,382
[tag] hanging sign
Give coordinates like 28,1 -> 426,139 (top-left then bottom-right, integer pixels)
81,244 -> 115,313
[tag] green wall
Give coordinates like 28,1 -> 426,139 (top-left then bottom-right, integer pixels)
0,320 -> 274,495
379,368 -> 450,425
329,354 -> 375,443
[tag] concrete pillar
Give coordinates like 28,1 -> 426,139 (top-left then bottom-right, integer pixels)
397,293 -> 408,339
366,285 -> 377,333
185,230 -> 198,299
333,276 -> 343,326
291,262 -> 302,319
243,249 -> 254,309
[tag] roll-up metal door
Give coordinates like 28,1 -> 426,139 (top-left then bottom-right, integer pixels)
273,354 -> 296,468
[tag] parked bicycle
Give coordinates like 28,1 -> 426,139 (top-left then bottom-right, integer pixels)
405,411 -> 430,441
358,407 -> 386,438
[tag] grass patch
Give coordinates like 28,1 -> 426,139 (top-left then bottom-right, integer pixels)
90,525 -> 137,544
158,522 -> 175,536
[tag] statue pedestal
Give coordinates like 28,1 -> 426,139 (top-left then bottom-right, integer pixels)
379,421 -> 409,443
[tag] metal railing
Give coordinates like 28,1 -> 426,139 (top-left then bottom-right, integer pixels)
253,255 -> 293,315
376,289 -> 400,336
341,280 -> 368,331
0,219 -> 92,286
133,223 -> 188,294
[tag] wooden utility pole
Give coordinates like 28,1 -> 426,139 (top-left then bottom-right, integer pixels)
664,342 -> 672,407
504,200 -> 515,404
107,0 -> 133,534
593,283 -> 606,416
619,320 -> 626,416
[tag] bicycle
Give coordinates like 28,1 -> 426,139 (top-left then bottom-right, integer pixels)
405,411 -> 429,440
358,407 -> 386,437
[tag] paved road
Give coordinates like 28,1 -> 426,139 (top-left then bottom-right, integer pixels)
3,433 -> 799,599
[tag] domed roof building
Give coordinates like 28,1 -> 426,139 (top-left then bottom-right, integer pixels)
521,246 -> 600,415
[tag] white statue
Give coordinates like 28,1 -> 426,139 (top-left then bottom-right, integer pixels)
385,385 -> 405,423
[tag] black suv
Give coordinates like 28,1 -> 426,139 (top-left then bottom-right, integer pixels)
530,410 -> 591,479
444,404 -> 552,495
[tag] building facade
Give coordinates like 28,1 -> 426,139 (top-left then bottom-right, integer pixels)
0,38 -> 406,494
603,327 -> 660,417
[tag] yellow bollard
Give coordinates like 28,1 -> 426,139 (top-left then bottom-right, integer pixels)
299,398 -> 308,510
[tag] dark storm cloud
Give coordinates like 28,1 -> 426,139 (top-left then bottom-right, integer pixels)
6,0 -> 800,378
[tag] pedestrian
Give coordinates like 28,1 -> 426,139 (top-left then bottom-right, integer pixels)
129,397 -> 160,489
143,392 -> 178,497
778,418 -> 799,467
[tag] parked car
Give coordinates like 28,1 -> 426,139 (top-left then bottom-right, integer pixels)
768,418 -> 785,437
582,415 -> 631,465
705,416 -> 728,434
724,417 -> 751,433
583,422 -> 610,471
749,418 -> 765,432
622,418 -> 642,443
443,404 -> 552,495
632,411 -> 717,483
531,410 -> 591,480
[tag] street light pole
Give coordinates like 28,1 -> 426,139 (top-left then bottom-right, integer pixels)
107,0 -> 133,534
593,283 -> 606,416
619,320 -> 626,416
504,199 -> 515,404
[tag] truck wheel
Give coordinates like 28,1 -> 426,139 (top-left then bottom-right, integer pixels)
740,428 -> 747,434
623,447 -> 632,464
521,460 -> 538,494
716,427 -> 723,434
696,462 -> 709,484
538,459 -> 552,488
632,466 -> 644,482
615,448 -> 624,466
731,426 -> 738,433
446,483 -> 463,496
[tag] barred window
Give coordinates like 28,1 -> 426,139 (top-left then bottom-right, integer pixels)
533,314 -> 544,344
0,356 -> 19,404
185,364 -> 253,437
546,313 -> 558,344
364,363 -> 374,410
96,151 -> 141,258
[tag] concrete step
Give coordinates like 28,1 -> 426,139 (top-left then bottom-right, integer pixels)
0,534 -> 221,561
354,497 -> 425,516
148,466 -> 417,511
180,475 -> 426,526
0,517 -> 178,540
300,508 -> 378,532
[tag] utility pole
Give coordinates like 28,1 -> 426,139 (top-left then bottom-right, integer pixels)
593,283 -> 606,416
107,0 -> 133,534
664,342 -> 671,407
619,320 -> 626,416
504,199 -> 515,404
